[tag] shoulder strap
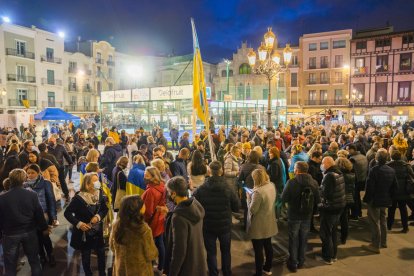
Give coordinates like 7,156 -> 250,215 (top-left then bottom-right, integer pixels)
117,171 -> 121,191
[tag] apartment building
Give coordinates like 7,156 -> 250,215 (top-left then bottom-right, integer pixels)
350,26 -> 414,122
299,29 -> 352,116
0,22 -> 64,117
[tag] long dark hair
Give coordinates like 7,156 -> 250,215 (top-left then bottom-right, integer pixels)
190,150 -> 207,176
114,195 -> 145,245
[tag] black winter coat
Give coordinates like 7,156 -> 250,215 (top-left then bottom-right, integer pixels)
308,159 -> 323,185
364,163 -> 398,207
267,158 -> 283,194
48,144 -> 72,167
64,191 -> 108,250
193,176 -> 239,235
319,166 -> 346,214
99,144 -> 122,182
239,162 -> 265,189
387,160 -> 414,200
341,171 -> 355,204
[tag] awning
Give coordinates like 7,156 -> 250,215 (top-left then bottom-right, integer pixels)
363,110 -> 390,116
34,108 -> 80,121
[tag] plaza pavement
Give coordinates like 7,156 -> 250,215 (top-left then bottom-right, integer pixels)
9,168 -> 414,276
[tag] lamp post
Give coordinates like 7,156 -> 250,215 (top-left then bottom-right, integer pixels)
346,89 -> 362,122
223,59 -> 231,133
247,27 -> 292,129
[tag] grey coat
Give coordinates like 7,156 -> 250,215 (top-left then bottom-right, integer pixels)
247,182 -> 278,239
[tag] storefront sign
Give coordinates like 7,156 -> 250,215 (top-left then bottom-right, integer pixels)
150,85 -> 193,100
114,90 -> 131,102
100,91 -> 115,103
132,88 -> 150,101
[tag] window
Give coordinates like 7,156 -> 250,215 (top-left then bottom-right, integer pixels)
96,66 -> 101,77
246,84 -> 251,100
398,82 -> 411,101
69,61 -> 77,73
17,89 -> 28,101
355,58 -> 365,68
376,55 -> 389,72
309,73 -> 316,84
309,43 -> 317,51
291,73 -> 298,87
356,41 -> 367,50
320,72 -> 329,84
48,92 -> 55,107
70,96 -> 77,107
375,83 -> 387,102
403,34 -> 414,44
97,52 -> 102,59
84,96 -> 91,108
108,55 -> 113,62
278,73 -> 285,87
46,48 -> 54,60
228,70 -> 233,77
108,68 -> 113,78
237,83 -> 244,100
335,55 -> 343,68
69,77 -> 77,91
375,38 -> 391,48
321,56 -> 328,68
320,42 -> 329,50
16,40 -> 26,55
400,53 -> 412,71
108,83 -> 113,91
334,72 -> 343,83
263,89 -> 268,100
16,65 -> 26,81
47,70 -> 55,85
320,90 -> 328,104
308,90 -> 316,104
333,40 -> 346,49
335,89 -> 343,104
353,84 -> 365,99
239,63 -> 251,74
97,81 -> 102,93
290,91 -> 297,105
291,55 -> 298,66
221,70 -> 227,77
309,57 -> 316,69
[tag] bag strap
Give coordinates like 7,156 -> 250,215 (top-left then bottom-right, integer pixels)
116,171 -> 121,191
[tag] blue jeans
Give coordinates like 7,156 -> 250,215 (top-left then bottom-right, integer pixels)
154,235 -> 165,271
288,220 -> 310,267
3,230 -> 42,276
203,231 -> 232,276
319,212 -> 342,261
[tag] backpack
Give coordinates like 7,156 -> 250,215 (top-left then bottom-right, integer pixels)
299,184 -> 315,215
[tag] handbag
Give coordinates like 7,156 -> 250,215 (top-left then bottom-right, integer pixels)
114,171 -> 126,210
51,181 -> 62,201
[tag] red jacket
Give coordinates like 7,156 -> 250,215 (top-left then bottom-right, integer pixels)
142,182 -> 166,237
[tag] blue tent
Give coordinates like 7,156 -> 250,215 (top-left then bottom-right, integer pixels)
34,108 -> 80,121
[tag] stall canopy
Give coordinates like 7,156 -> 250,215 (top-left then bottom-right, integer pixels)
34,108 -> 80,121
363,110 -> 390,116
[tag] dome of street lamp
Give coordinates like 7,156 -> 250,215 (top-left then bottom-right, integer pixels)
247,50 -> 256,66
264,27 -> 276,49
283,44 -> 293,65
258,42 -> 267,62
272,51 -> 281,65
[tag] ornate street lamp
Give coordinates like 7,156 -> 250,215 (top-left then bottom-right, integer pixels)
248,27 -> 292,128
346,89 -> 363,122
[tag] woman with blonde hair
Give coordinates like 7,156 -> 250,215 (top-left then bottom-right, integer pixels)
151,158 -> 170,184
307,143 -> 322,158
142,166 -> 167,274
393,132 -> 408,156
247,168 -> 277,276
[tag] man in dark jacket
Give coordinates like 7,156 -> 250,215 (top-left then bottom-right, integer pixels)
282,161 -> 320,272
38,143 -> 59,168
48,137 -> 72,200
317,156 -> 346,264
99,137 -> 123,182
156,130 -> 168,149
193,161 -> 239,276
308,151 -> 323,185
170,127 -> 179,150
19,140 -> 36,168
166,176 -> 207,276
362,150 -> 397,253
347,144 -> 368,219
170,148 -> 190,182
0,169 -> 49,276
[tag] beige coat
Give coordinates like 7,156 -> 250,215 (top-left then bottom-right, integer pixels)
110,221 -> 158,276
42,165 -> 59,186
247,182 -> 278,239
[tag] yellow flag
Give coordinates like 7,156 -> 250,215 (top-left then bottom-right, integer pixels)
22,99 -> 30,108
191,19 -> 209,126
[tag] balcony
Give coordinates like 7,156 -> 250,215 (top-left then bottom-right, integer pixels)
320,63 -> 329,69
305,99 -> 348,106
376,65 -> 389,73
107,60 -> 115,66
65,105 -> 98,112
68,84 -> 78,92
95,58 -> 104,64
353,66 -> 368,75
84,85 -> 92,92
307,78 -> 330,85
353,101 -> 414,107
41,101 -> 63,108
7,74 -> 36,83
41,55 -> 62,64
5,48 -> 35,59
41,78 -> 62,86
8,99 -> 36,107
308,64 -> 317,69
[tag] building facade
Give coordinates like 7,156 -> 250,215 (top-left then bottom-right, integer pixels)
350,27 -> 414,122
298,29 -> 352,117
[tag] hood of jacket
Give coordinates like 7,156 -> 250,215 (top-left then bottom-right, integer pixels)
132,163 -> 146,171
173,198 -> 204,225
294,173 -> 316,185
112,144 -> 122,152
325,165 -> 342,175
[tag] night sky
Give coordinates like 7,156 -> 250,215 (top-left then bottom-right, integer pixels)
2,0 -> 414,63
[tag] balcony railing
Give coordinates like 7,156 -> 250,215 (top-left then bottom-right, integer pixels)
42,101 -> 63,108
84,85 -> 92,92
68,84 -> 78,91
65,106 -> 98,112
307,78 -> 330,85
107,60 -> 115,66
7,74 -> 36,83
353,66 -> 368,75
353,101 -> 414,107
5,48 -> 35,59
305,100 -> 348,106
41,78 -> 62,86
96,58 -> 104,64
41,55 -> 62,64
8,99 -> 36,107
308,64 -> 317,69
376,65 -> 389,73
320,63 -> 329,68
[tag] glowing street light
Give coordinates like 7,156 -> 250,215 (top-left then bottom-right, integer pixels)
127,65 -> 143,78
58,31 -> 65,38
77,69 -> 85,76
2,16 -> 11,23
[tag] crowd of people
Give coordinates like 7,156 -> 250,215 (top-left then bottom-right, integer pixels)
0,119 -> 414,275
